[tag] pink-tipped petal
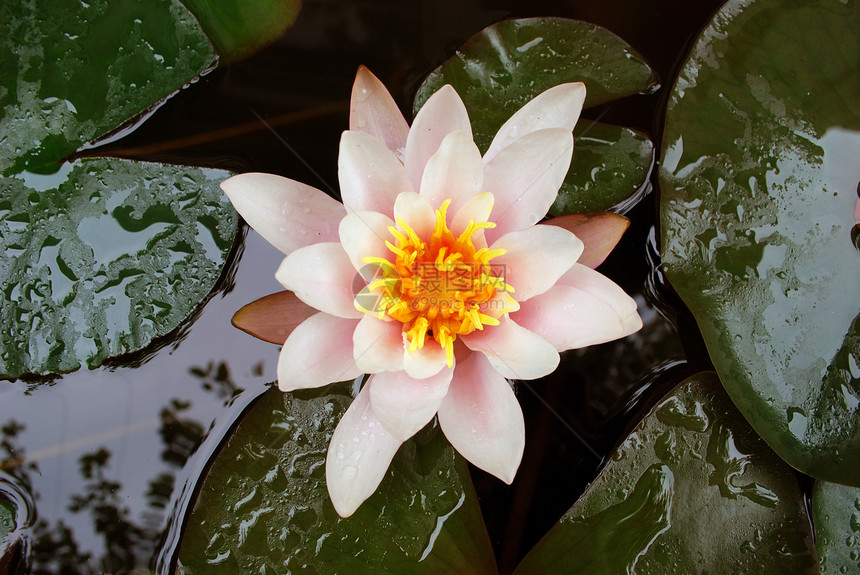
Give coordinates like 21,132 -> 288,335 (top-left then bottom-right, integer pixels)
221,173 -> 345,255
461,315 -> 559,380
544,212 -> 630,269
513,263 -> 642,351
419,131 -> 484,215
275,243 -> 362,319
405,85 -> 472,195
393,192 -> 436,238
369,368 -> 453,441
232,291 -> 318,345
485,82 -> 587,163
326,383 -> 403,517
482,129 -> 574,244
402,343 -> 449,379
277,313 -> 362,391
350,66 -> 409,154
339,131 -> 412,217
338,211 -> 395,272
438,352 -> 524,483
353,315 -> 405,373
492,224 -> 583,302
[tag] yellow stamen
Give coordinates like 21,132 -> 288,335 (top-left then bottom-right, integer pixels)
354,196 -> 517,368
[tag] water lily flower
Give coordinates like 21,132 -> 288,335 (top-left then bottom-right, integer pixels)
222,67 -> 642,517
855,196 -> 860,227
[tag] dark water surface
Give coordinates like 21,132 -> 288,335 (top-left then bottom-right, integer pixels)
2,0 -> 727,572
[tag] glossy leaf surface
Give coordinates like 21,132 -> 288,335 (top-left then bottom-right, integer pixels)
659,0 -> 860,484
813,481 -> 860,574
414,17 -> 657,214
553,122 -> 654,215
181,0 -> 301,62
0,497 -> 12,549
0,0 -> 216,175
0,160 -> 237,378
177,383 -> 497,575
515,373 -> 817,575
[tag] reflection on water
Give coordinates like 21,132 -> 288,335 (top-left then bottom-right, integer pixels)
0,231 -> 282,573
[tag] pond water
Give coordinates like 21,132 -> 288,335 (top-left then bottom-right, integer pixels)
1,0 -> 731,572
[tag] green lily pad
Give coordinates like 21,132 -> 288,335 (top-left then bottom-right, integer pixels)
0,0 -> 217,176
0,159 -> 237,378
414,17 -> 657,214
177,383 -> 497,574
514,372 -> 817,575
181,0 -> 300,63
659,0 -> 860,484
812,481 -> 860,574
551,121 -> 654,215
0,496 -> 13,548
0,480 -> 25,574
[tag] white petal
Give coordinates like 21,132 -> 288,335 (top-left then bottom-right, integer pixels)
405,85 -> 472,195
402,342 -> 449,379
275,243 -> 362,319
461,315 -> 559,380
338,131 -> 412,217
349,66 -> 409,154
485,82 -> 586,163
338,211 -> 395,272
393,192 -> 436,239
221,173 -> 344,255
277,313 -> 361,391
353,315 -> 405,373
513,263 -> 642,351
419,131 -> 484,216
326,383 -> 403,517
369,368 -> 453,441
482,129 -> 574,244
438,352 -> 524,483
492,224 -> 583,301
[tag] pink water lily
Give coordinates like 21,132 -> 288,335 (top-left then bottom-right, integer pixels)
222,67 -> 642,517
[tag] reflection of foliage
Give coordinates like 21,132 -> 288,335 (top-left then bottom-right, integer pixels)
0,421 -> 36,489
67,448 -> 153,574
30,520 -> 93,575
157,400 -> 205,468
0,360 -> 241,574
189,360 -> 245,403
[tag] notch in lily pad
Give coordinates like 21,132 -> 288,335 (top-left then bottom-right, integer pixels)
659,0 -> 860,486
514,372 -> 817,575
176,383 -> 497,574
414,17 -> 658,215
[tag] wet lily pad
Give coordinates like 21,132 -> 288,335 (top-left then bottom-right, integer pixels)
177,383 -> 497,575
0,477 -> 27,575
552,122 -> 654,215
414,17 -> 657,214
514,372 -> 817,575
812,481 -> 860,574
0,0 -> 217,176
181,0 -> 301,63
0,496 -> 13,549
659,0 -> 860,484
0,159 -> 237,378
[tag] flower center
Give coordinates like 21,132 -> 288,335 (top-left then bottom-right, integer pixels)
358,199 -> 517,367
